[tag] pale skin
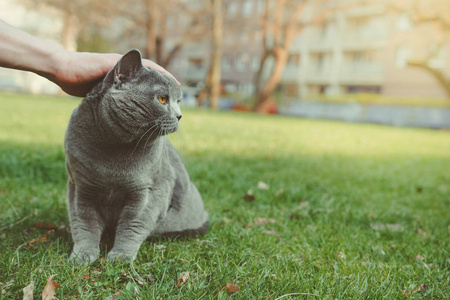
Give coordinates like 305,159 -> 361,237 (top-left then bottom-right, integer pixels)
0,19 -> 178,97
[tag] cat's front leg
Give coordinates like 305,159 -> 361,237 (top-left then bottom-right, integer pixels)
68,182 -> 103,265
107,189 -> 158,262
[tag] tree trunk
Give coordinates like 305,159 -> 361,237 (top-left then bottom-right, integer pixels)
209,0 -> 223,109
253,49 -> 270,101
61,0 -> 79,51
145,0 -> 156,60
254,47 -> 289,111
408,60 -> 450,97
161,44 -> 183,69
197,67 -> 212,107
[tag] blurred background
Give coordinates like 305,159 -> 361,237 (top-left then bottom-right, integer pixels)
0,0 -> 449,128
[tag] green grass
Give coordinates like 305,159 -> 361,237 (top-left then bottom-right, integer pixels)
0,92 -> 449,299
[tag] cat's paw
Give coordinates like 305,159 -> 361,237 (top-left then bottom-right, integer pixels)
106,251 -> 137,263
69,250 -> 99,265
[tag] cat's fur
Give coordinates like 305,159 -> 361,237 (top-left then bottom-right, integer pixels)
65,49 -> 208,264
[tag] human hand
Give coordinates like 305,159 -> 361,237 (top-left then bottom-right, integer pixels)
47,50 -> 180,97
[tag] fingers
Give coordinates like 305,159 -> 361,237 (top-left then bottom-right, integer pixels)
142,59 -> 181,86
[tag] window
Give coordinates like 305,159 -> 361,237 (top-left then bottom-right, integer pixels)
251,55 -> 260,71
222,57 -> 233,71
189,58 -> 204,69
395,47 -> 411,68
397,13 -> 413,31
242,0 -> 253,16
228,2 -> 238,17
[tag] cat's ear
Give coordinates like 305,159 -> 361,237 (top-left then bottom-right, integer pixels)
113,49 -> 143,86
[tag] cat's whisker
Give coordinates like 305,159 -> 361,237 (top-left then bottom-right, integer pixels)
174,128 -> 186,156
130,121 -> 160,157
143,125 -> 162,152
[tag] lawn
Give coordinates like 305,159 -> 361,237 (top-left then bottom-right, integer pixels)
0,92 -> 449,299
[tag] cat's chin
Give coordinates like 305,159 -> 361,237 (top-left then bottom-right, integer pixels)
160,122 -> 179,135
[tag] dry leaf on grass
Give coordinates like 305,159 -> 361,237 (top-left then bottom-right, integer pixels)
370,223 -> 404,232
417,229 -> 429,239
33,223 -> 58,230
402,283 -> 428,295
264,230 -> 283,237
337,252 -> 347,260
41,275 -> 61,300
224,283 -> 240,295
254,217 -> 275,226
298,201 -> 310,210
243,194 -> 255,202
275,189 -> 284,197
258,181 -> 269,190
26,230 -> 55,247
176,272 -> 189,287
414,255 -> 425,261
22,281 -> 34,300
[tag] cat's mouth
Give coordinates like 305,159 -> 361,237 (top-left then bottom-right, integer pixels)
159,119 -> 179,135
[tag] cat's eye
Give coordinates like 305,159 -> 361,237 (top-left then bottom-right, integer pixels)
158,96 -> 168,104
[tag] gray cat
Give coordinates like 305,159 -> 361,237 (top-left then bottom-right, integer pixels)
64,49 -> 209,265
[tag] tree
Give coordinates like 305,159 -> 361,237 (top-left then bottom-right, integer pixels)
254,0 -> 307,111
17,0 -> 112,51
253,0 -> 369,111
114,0 -> 209,69
197,0 -> 223,109
390,0 -> 450,97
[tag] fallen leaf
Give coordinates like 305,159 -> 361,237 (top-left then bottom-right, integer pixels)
254,217 -> 275,226
258,181 -> 269,190
370,223 -> 404,232
264,230 -> 282,237
242,189 -> 255,202
155,245 -> 166,250
224,283 -> 240,295
33,223 -> 58,230
373,246 -> 386,255
414,255 -> 425,261
417,229 -> 428,239
176,272 -> 189,287
403,283 -> 428,295
41,275 -> 61,300
275,189 -> 284,197
23,281 -> 34,300
26,230 -> 55,247
298,201 -> 309,210
289,213 -> 300,220
416,283 -> 428,293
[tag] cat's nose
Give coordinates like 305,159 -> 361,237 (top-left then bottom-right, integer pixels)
176,115 -> 182,121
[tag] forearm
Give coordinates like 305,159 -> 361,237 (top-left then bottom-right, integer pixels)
0,19 -> 64,80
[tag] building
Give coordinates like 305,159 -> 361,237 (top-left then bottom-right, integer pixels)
179,0 -> 450,101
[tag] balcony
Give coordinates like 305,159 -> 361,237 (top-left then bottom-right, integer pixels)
339,63 -> 384,85
184,66 -> 207,82
281,65 -> 300,81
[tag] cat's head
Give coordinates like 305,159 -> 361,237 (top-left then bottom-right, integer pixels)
98,49 -> 182,142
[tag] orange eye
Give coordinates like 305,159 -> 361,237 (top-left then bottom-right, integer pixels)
158,96 -> 167,104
